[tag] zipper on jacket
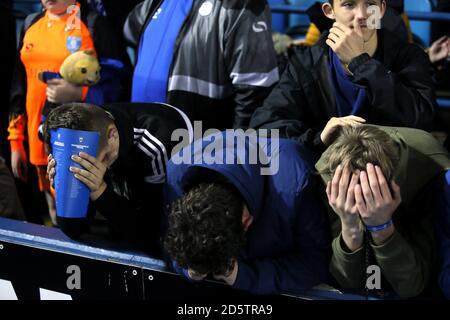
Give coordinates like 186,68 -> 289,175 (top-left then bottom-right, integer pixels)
135,0 -> 165,66
165,0 -> 199,96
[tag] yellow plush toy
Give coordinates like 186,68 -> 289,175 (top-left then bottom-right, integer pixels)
37,50 -> 102,141
38,49 -> 101,86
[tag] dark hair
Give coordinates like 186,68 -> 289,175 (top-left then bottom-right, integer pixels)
328,0 -> 385,6
164,182 -> 246,275
322,125 -> 400,181
43,103 -> 114,154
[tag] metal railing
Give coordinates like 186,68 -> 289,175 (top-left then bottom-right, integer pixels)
0,217 -> 381,300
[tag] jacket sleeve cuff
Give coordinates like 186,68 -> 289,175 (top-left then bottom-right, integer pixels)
81,86 -> 89,102
348,53 -> 371,73
92,183 -> 115,219
370,230 -> 403,259
332,233 -> 365,262
10,140 -> 24,152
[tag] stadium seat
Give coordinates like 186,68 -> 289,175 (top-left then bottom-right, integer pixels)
12,0 -> 41,17
405,0 -> 434,47
288,0 -> 315,31
268,0 -> 289,33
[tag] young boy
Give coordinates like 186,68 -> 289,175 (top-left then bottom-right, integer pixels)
163,131 -> 331,295
9,0 -> 124,225
316,124 -> 450,298
251,0 -> 436,155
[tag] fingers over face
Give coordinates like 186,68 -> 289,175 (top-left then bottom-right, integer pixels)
366,163 -> 382,204
73,172 -> 95,190
328,32 -> 340,44
346,171 -> 360,206
333,22 -> 348,33
71,155 -> 95,172
331,164 -> 343,201
78,152 -> 96,163
354,183 -> 367,215
330,26 -> 345,38
337,165 -> 352,204
359,170 -> 374,205
326,39 -> 337,50
375,165 -> 392,202
326,180 -> 332,199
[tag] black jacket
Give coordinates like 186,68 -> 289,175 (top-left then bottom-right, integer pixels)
124,0 -> 279,130
58,103 -> 192,253
250,30 -> 437,154
92,103 -> 192,253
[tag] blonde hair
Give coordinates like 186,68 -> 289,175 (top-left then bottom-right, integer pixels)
323,126 -> 400,181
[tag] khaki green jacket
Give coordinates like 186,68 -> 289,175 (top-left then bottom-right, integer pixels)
315,126 -> 450,298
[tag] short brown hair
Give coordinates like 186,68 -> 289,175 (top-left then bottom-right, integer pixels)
43,103 -> 114,154
322,126 -> 400,181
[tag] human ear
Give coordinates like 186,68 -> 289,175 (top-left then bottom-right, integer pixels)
379,0 -> 387,19
106,125 -> 118,142
322,2 -> 335,20
241,206 -> 254,232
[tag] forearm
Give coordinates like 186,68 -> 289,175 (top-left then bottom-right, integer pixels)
371,230 -> 431,298
233,85 -> 275,130
8,114 -> 26,150
93,184 -> 135,226
329,234 -> 366,289
341,222 -> 364,252
94,182 -> 163,252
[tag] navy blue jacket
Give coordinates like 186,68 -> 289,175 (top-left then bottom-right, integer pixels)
436,170 -> 450,299
164,131 -> 331,295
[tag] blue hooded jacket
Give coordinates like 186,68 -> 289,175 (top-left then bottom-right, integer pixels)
436,170 -> 450,299
164,131 -> 331,295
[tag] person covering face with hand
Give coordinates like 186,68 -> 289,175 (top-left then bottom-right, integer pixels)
44,102 -> 192,255
251,0 -> 436,156
316,124 -> 450,298
9,0 -> 125,225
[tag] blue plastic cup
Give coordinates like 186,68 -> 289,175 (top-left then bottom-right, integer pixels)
50,128 -> 100,219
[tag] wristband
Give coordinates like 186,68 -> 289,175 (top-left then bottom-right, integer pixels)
365,219 -> 393,232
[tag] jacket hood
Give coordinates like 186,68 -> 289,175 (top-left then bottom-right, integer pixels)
173,131 -> 278,219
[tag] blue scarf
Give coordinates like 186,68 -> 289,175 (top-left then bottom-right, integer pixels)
329,48 -> 368,117
132,0 -> 194,103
